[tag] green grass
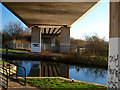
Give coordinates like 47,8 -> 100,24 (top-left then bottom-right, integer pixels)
72,53 -> 108,67
0,60 -> 1,64
1,48 -> 108,67
18,78 -> 107,89
2,48 -> 30,53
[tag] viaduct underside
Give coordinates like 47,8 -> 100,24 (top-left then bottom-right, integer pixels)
2,1 -> 120,89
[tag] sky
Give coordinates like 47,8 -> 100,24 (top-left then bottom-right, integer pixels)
70,0 -> 109,41
0,0 -> 109,41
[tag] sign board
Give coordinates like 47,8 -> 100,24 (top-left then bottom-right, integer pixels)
13,40 -> 16,44
31,43 -> 41,52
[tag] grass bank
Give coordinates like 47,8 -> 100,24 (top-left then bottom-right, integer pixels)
69,53 -> 108,68
2,48 -> 30,53
18,78 -> 107,89
2,49 -> 108,68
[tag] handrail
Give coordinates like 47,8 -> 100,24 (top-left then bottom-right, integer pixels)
1,67 -> 8,89
2,60 -> 26,86
17,65 -> 26,86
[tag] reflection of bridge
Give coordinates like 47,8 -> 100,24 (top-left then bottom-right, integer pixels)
29,61 -> 69,78
41,62 -> 61,77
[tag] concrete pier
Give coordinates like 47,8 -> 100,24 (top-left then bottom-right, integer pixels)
60,26 -> 70,53
51,38 -> 55,47
31,26 -> 41,52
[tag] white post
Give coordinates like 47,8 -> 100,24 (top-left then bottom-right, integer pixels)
108,2 -> 120,89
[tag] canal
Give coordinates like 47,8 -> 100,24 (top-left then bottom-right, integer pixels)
8,60 -> 108,85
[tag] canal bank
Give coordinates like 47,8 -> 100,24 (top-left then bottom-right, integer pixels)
2,51 -> 108,68
17,77 -> 107,89
3,60 -> 107,85
19,77 -> 107,87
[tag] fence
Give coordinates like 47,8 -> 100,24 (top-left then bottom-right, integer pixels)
0,67 -> 8,89
41,44 -> 60,52
2,60 -> 26,86
8,43 -> 60,52
8,43 -> 31,50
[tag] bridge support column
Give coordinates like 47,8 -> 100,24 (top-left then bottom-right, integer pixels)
51,38 -> 55,47
60,26 -> 70,53
31,26 -> 41,52
108,2 -> 120,89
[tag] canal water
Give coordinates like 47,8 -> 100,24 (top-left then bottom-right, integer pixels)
8,60 -> 108,85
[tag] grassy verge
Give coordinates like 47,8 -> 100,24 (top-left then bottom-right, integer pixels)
69,53 -> 108,68
2,48 -> 30,53
2,49 -> 108,68
0,60 -> 1,64
17,78 -> 107,89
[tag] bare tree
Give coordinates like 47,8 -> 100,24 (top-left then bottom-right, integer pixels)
85,34 -> 108,56
23,27 -> 31,36
3,21 -> 23,40
70,38 -> 86,48
2,21 -> 32,47
22,27 -> 31,42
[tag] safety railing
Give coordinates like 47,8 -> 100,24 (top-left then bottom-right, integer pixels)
2,60 -> 26,86
16,65 -> 26,86
0,67 -> 8,89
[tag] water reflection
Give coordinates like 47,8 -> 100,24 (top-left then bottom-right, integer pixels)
69,66 -> 107,85
84,68 -> 106,80
74,66 -> 106,79
12,61 -> 69,78
13,61 -> 31,77
39,62 -> 69,78
9,60 -> 107,85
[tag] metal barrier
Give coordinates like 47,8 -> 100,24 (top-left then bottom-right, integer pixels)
2,60 -> 26,86
16,65 -> 26,86
0,67 -> 8,89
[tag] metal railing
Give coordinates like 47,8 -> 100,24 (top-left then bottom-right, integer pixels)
16,65 -> 26,86
2,60 -> 26,86
0,67 -> 8,89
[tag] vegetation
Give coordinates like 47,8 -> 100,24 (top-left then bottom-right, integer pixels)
2,22 -> 108,68
18,78 -> 107,89
0,60 -> 1,64
71,53 -> 108,68
70,38 -> 86,52
2,48 -> 108,68
2,48 -> 30,53
2,21 -> 31,48
85,34 -> 108,56
69,34 -> 108,68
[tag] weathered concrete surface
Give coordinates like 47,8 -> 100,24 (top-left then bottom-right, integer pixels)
31,27 -> 41,43
2,2 -> 98,27
60,26 -> 70,53
109,2 -> 120,38
3,78 -> 38,90
31,27 -> 41,52
108,2 -> 120,89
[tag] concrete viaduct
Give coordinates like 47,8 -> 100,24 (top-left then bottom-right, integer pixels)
1,0 -> 120,89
